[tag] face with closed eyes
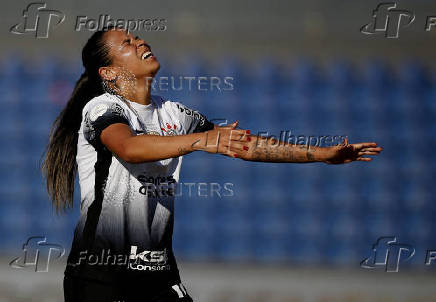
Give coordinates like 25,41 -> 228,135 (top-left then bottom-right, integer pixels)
99,28 -> 160,84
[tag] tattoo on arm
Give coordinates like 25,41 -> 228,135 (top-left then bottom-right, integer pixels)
249,136 -> 318,163
178,147 -> 187,156
251,144 -> 301,162
306,149 -> 315,161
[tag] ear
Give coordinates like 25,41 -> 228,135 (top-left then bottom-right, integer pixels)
99,67 -> 117,82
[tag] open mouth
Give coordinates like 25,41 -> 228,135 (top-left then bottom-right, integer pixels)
141,51 -> 154,60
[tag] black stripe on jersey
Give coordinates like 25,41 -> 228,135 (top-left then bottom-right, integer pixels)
67,145 -> 114,279
80,145 -> 112,254
84,107 -> 130,149
192,118 -> 214,133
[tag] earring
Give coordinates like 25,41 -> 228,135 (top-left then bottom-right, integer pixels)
102,76 -> 119,95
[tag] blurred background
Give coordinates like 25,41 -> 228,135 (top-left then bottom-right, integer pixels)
1,0 -> 436,301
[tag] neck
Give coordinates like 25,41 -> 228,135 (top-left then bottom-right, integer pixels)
122,76 -> 153,105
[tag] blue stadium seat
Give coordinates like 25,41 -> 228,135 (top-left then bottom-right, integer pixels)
0,200 -> 32,250
398,60 -> 431,94
174,200 -> 216,260
361,59 -> 396,92
289,58 -> 324,93
325,60 -> 359,93
213,208 -> 253,261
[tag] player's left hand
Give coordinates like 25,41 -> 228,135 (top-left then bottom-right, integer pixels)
325,138 -> 382,164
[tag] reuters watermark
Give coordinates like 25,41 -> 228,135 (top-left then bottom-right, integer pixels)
103,181 -> 235,207
146,76 -> 234,92
138,181 -> 234,198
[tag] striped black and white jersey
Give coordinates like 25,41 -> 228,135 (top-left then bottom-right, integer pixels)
65,92 -> 214,286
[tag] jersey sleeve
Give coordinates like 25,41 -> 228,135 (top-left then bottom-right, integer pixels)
83,98 -> 131,149
170,101 -> 215,134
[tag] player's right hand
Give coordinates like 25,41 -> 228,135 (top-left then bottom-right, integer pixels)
191,121 -> 251,158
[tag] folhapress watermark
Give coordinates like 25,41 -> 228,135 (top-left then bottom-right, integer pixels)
75,15 -> 166,33
70,246 -> 171,272
361,3 -> 414,38
361,236 -> 415,272
361,2 -> 436,38
9,236 -> 65,272
255,131 -> 347,149
361,236 -> 436,272
10,3 -> 65,38
10,3 -> 167,38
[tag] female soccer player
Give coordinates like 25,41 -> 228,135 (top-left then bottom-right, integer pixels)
42,26 -> 381,302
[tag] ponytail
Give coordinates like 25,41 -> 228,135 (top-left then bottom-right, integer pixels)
41,28 -> 113,213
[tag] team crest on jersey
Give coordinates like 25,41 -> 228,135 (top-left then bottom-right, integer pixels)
161,122 -> 177,136
137,123 -> 177,136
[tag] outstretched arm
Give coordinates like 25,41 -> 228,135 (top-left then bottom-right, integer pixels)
230,133 -> 382,164
100,121 -> 249,163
